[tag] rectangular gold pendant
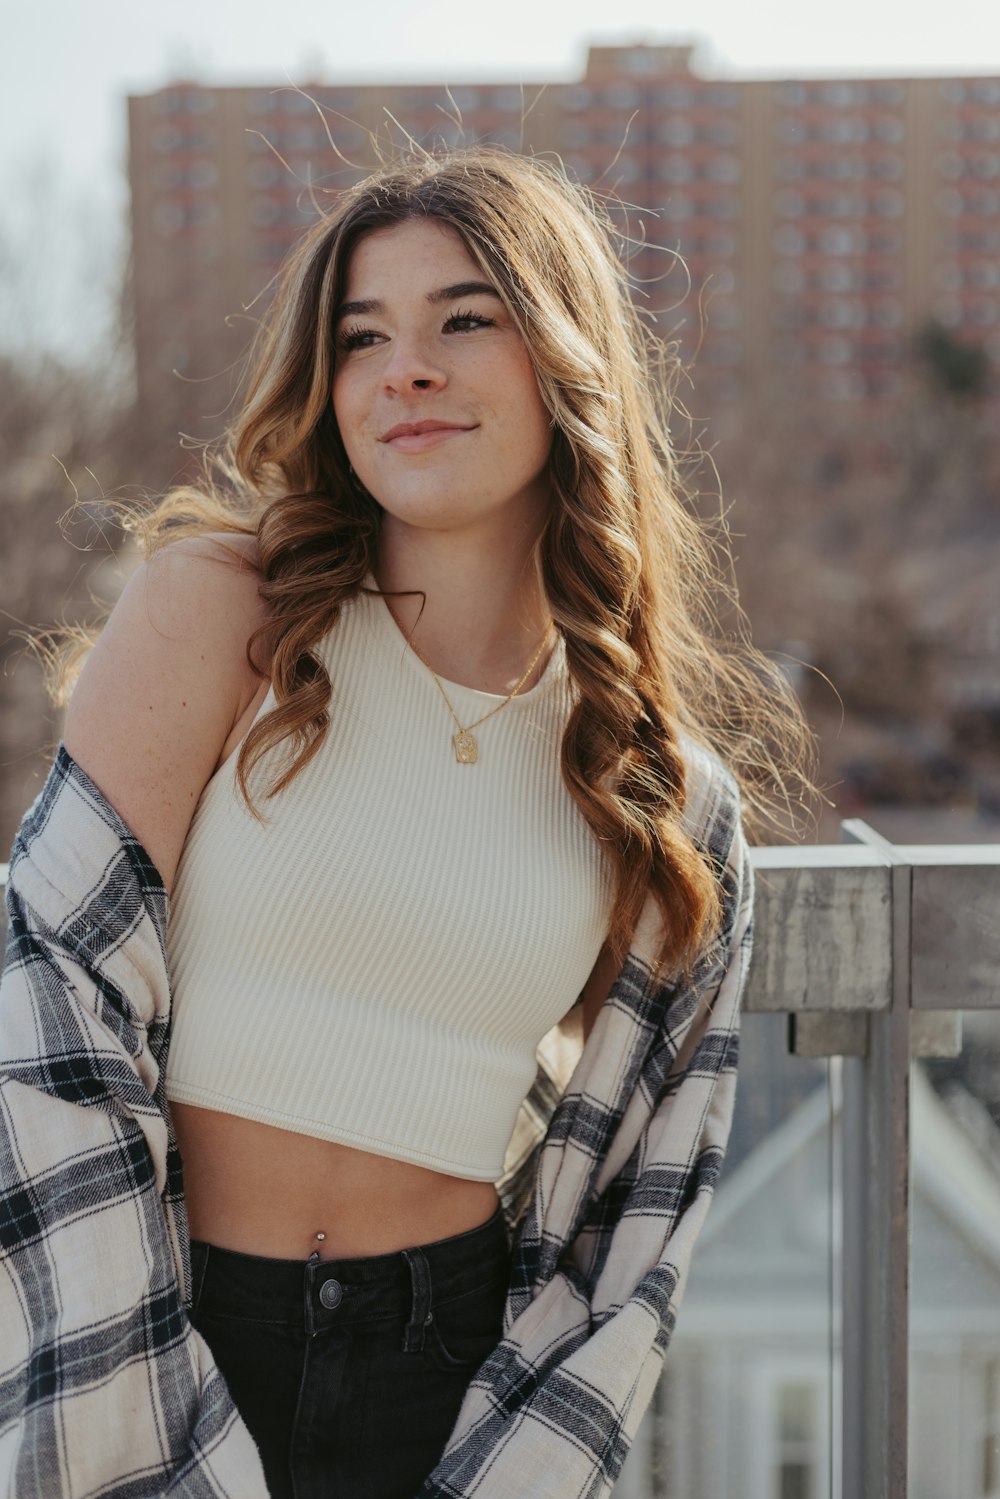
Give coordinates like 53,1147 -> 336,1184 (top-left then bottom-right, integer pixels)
453,730 -> 478,764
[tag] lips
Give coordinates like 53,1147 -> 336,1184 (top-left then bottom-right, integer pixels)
379,419 -> 475,442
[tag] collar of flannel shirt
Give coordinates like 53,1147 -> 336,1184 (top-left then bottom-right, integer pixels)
0,741 -> 751,1499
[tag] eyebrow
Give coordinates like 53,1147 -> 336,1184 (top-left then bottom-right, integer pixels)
335,280 -> 502,323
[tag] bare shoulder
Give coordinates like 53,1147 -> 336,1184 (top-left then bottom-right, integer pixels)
63,531 -> 270,892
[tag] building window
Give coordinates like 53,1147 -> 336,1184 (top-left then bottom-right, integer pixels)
779,82 -> 807,106
819,224 -> 860,255
622,49 -> 658,76
773,1380 -> 822,1496
662,194 -> 694,220
188,160 -> 218,190
872,81 -> 905,106
705,230 -> 738,256
708,153 -> 741,183
603,84 -> 641,109
872,115 -> 905,144
820,116 -> 868,144
654,83 -> 693,109
872,154 -> 903,181
820,298 -> 866,329
710,85 -> 741,110
821,81 -> 856,106
708,194 -> 741,220
658,154 -> 693,184
773,224 -> 805,255
706,119 -> 741,146
872,189 -> 904,217
819,263 -> 855,291
562,85 -> 593,111
490,86 -> 524,111
152,163 -> 183,189
657,116 -> 694,146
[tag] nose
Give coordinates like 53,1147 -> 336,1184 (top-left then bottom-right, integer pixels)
380,333 -> 447,396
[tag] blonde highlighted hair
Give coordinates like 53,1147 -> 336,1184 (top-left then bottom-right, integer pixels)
62,146 -> 817,979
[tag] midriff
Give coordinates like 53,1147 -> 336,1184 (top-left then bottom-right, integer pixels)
170,1101 -> 500,1261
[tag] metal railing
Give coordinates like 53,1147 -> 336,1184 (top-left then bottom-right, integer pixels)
3,819 -> 999,1498
747,821 -> 1000,1499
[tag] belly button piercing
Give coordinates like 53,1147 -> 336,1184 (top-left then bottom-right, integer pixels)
315,1232 -> 326,1242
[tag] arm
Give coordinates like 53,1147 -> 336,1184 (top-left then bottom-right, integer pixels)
63,534 -> 268,894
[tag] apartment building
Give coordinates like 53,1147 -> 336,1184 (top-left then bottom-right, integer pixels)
128,44 -> 1000,453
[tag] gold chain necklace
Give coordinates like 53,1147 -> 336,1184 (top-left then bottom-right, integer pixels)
385,602 -> 553,764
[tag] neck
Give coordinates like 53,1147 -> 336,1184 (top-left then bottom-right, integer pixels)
371,529 -> 555,696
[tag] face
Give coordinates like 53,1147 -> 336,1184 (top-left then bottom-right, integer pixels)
332,218 -> 554,547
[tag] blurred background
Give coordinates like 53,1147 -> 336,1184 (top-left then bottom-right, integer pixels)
4,10 -> 1000,1497
3,0 -> 1000,847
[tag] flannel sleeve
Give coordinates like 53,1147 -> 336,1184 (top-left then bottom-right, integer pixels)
0,749 -> 267,1499
420,750 -> 753,1499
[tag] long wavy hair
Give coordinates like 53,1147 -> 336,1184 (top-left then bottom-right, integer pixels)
60,146 -> 817,980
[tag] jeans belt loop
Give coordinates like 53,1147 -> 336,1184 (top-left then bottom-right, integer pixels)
304,1249 -> 322,1336
400,1245 -> 433,1353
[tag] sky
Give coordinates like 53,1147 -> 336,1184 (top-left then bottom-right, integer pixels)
6,0 -> 1000,360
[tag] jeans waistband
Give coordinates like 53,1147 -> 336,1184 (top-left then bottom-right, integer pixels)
190,1203 -> 511,1342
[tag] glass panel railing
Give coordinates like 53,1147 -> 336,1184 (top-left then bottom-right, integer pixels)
910,1011 -> 1000,1499
616,1013 -> 837,1498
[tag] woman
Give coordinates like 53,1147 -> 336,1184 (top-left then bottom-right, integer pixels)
1,148 -> 812,1498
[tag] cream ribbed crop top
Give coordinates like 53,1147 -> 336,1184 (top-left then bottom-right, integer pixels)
165,579 -> 615,1181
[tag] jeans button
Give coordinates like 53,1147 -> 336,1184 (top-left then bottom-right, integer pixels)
319,1277 -> 344,1310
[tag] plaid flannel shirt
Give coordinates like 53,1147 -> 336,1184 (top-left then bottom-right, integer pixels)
0,740 -> 752,1498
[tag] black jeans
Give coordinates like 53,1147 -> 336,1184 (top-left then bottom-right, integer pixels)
188,1204 -> 512,1499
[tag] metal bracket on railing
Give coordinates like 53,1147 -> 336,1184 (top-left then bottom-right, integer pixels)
788,1010 -> 869,1057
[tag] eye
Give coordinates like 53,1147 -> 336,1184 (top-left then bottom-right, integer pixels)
443,309 -> 496,333
336,324 -> 383,352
